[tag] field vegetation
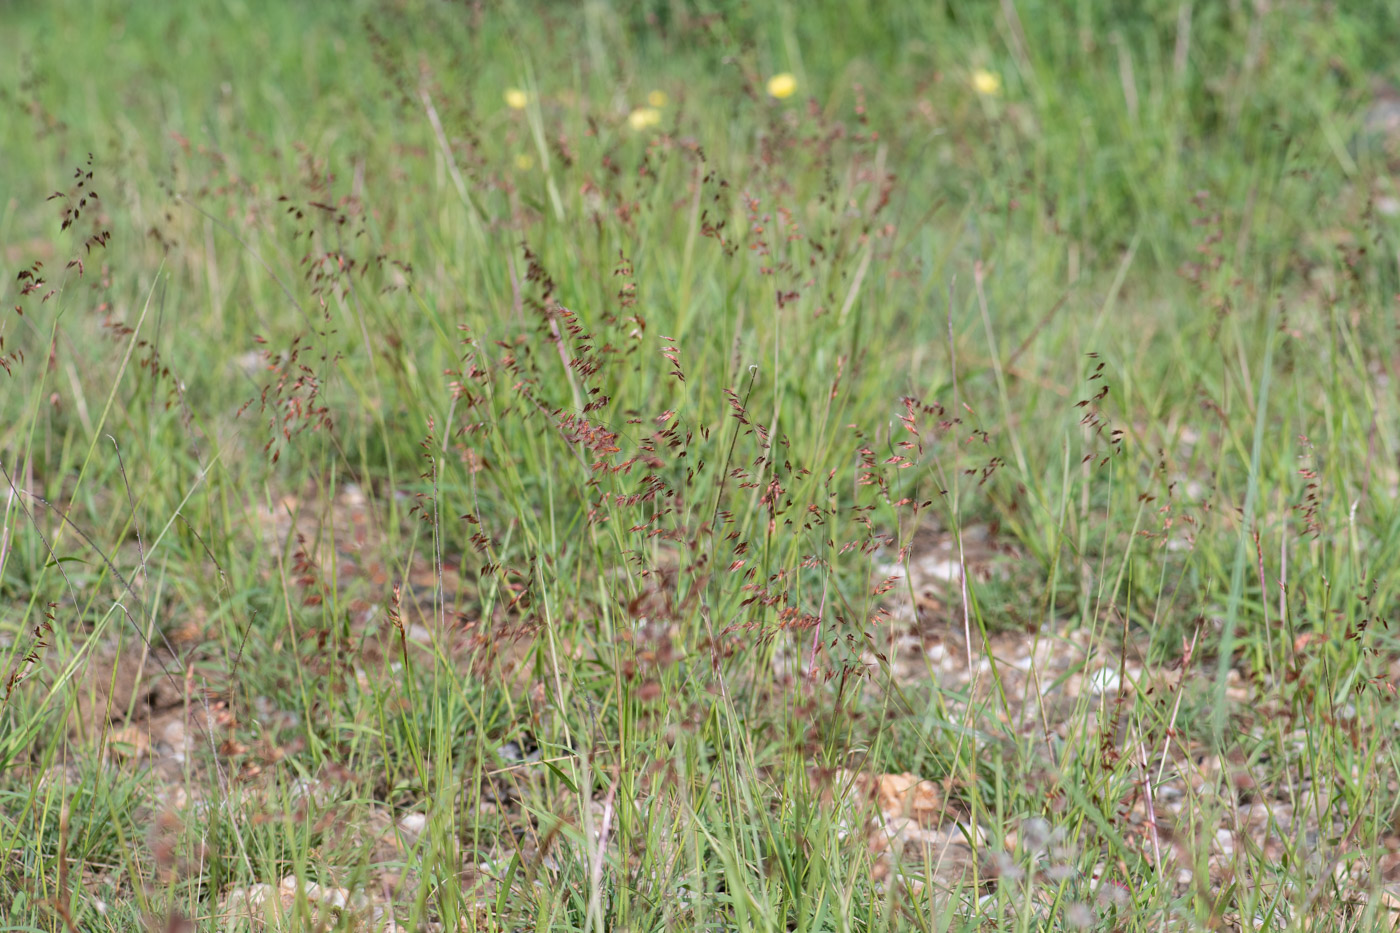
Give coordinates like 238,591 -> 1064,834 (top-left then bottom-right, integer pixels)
5,1 -> 1400,930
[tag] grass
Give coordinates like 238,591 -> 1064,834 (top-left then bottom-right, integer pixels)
4,0 -> 1400,929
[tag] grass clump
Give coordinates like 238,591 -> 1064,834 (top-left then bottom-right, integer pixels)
4,0 -> 1400,930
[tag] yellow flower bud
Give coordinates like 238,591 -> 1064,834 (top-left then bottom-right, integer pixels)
766,72 -> 797,100
972,69 -> 1001,96
628,106 -> 662,130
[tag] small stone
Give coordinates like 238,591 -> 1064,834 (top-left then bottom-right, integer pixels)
398,812 -> 428,843
926,559 -> 962,582
1087,667 -> 1120,696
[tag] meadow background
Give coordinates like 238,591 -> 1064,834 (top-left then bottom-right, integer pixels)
5,0 -> 1400,929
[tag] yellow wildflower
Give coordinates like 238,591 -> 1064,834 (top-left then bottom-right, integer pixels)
514,153 -> 535,171
766,72 -> 797,99
628,106 -> 662,130
647,89 -> 668,108
504,88 -> 529,110
971,69 -> 1001,96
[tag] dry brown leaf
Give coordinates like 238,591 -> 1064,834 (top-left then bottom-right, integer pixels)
873,772 -> 944,827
